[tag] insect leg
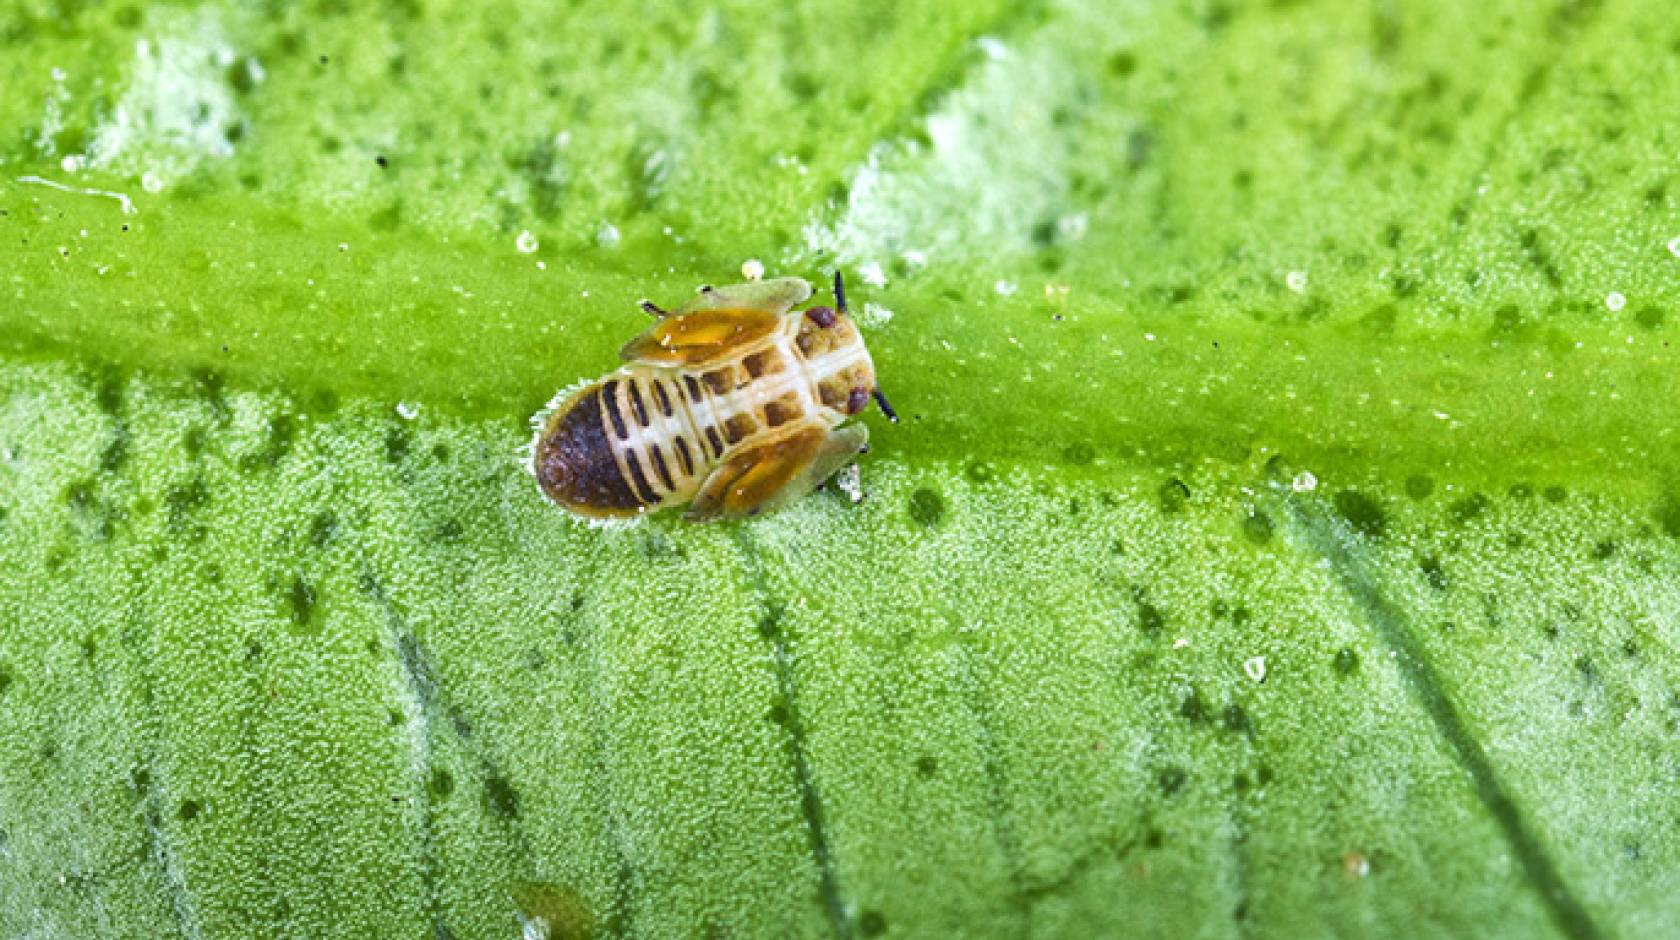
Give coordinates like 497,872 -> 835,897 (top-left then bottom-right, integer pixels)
638,300 -> 669,318
833,269 -> 848,313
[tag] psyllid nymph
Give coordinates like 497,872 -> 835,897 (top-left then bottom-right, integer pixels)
529,272 -> 896,522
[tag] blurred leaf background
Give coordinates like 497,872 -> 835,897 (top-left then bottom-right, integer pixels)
2,0 -> 1679,937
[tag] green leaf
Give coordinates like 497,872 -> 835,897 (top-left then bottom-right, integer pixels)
2,0 -> 1678,937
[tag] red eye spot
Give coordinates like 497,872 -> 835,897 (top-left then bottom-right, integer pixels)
805,306 -> 837,328
846,386 -> 869,413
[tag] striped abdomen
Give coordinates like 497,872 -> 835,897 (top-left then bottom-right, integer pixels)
532,326 -> 874,519
533,370 -> 713,518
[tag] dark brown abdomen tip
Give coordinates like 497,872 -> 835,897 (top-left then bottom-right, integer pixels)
533,385 -> 644,517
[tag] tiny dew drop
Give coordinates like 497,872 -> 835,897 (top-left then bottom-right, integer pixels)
1605,291 -> 1626,312
516,230 -> 539,254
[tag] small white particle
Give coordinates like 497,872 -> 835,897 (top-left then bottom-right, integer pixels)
396,401 -> 420,420
1286,270 -> 1308,293
1172,637 -> 1190,650
536,260 -> 546,270
994,279 -> 1017,297
515,230 -> 539,254
741,258 -> 765,281
1605,291 -> 1626,312
1143,332 -> 1156,341
976,35 -> 1009,60
857,301 -> 894,328
51,67 -> 67,82
859,261 -> 887,288
595,221 -> 620,248
1668,236 -> 1680,259
1243,656 -> 1267,683
834,463 -> 864,504
1432,410 -> 1450,420
338,242 -> 349,252
140,171 -> 164,193
1057,212 -> 1089,242
553,130 -> 571,149
902,249 -> 927,267
1291,471 -> 1318,493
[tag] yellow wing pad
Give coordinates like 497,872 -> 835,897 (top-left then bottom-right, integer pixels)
671,277 -> 812,317
686,421 -> 869,522
617,307 -> 782,365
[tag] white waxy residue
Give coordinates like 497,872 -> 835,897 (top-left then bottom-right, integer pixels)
16,175 -> 136,214
1291,471 -> 1318,493
1605,291 -> 1626,312
396,401 -> 421,420
515,230 -> 539,254
1286,270 -> 1308,293
741,258 -> 765,281
857,302 -> 895,329
1243,656 -> 1267,683
595,221 -> 620,248
85,9 -> 244,189
834,463 -> 864,504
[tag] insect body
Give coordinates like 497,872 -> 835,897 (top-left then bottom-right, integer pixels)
530,272 -> 895,522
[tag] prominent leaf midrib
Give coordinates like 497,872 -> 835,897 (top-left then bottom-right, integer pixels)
6,188 -> 1676,486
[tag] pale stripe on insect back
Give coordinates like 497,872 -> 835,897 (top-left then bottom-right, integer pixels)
597,326 -> 875,508
700,334 -> 870,429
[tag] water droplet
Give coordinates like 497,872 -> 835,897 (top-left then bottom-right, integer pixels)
1606,291 -> 1626,312
595,221 -> 620,248
1243,655 -> 1267,683
1291,471 -> 1317,493
994,279 -> 1017,297
516,230 -> 539,254
1286,270 -> 1308,293
1667,236 -> 1680,260
59,155 -> 84,173
740,258 -> 764,281
396,401 -> 420,420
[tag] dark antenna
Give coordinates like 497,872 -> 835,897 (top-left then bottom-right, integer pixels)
873,389 -> 899,423
638,300 -> 668,318
836,269 -> 899,423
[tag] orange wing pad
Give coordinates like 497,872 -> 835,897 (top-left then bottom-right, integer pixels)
686,425 -> 827,520
618,307 -> 781,365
